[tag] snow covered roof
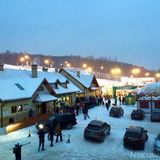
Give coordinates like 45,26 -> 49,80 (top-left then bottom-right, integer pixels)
138,81 -> 160,95
54,82 -> 82,95
34,91 -> 57,102
0,68 -> 67,83
0,78 -> 43,101
62,68 -> 94,88
0,65 -> 81,101
97,78 -> 124,87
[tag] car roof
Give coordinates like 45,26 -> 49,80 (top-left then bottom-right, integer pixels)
126,126 -> 143,133
132,109 -> 144,113
133,108 -> 143,111
151,111 -> 160,114
89,120 -> 104,126
54,113 -> 73,116
112,107 -> 122,110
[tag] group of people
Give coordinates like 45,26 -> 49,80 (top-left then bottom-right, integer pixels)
38,123 -> 63,151
13,123 -> 63,159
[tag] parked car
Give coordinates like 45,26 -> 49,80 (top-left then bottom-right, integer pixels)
151,111 -> 160,122
131,109 -> 145,120
84,120 -> 111,142
35,113 -> 77,132
123,126 -> 148,150
154,134 -> 160,155
109,106 -> 124,118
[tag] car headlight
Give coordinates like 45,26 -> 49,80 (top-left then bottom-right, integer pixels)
39,124 -> 44,129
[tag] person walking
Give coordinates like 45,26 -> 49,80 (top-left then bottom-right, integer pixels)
13,143 -> 22,160
108,98 -> 111,108
55,123 -> 63,142
38,128 -> 45,151
48,125 -> 55,147
122,96 -> 125,105
105,102 -> 110,111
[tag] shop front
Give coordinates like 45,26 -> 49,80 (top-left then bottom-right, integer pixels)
113,86 -> 137,98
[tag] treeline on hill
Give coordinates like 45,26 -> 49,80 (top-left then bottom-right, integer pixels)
0,50 -> 156,77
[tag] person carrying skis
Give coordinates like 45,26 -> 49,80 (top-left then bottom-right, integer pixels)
13,143 -> 22,160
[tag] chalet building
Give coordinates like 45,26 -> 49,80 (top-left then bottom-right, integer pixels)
137,96 -> 160,113
0,64 -> 80,134
59,68 -> 101,102
137,82 -> 160,113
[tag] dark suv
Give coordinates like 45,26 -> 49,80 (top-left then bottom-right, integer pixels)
36,113 -> 77,132
84,120 -> 111,142
151,111 -> 160,122
109,106 -> 124,118
123,126 -> 148,150
131,109 -> 145,120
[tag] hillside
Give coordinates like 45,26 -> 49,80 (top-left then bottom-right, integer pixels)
0,51 -> 156,77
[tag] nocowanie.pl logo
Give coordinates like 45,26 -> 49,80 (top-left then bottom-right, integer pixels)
130,152 -> 160,159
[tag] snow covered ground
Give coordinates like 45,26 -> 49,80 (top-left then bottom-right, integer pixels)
0,103 -> 160,160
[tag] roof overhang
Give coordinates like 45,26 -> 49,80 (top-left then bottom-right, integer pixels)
34,92 -> 57,102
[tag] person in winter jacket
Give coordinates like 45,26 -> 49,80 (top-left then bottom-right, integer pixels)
13,143 -> 22,160
55,123 -> 63,142
38,129 -> 45,151
48,125 -> 55,147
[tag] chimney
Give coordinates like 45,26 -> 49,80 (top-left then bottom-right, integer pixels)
42,67 -> 48,72
77,71 -> 80,77
0,64 -> 4,71
31,64 -> 37,78
55,68 -> 59,72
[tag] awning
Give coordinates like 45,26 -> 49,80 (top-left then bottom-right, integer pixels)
34,92 -> 57,102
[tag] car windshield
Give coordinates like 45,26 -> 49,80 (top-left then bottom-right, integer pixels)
87,124 -> 101,130
126,132 -> 141,138
48,116 -> 56,121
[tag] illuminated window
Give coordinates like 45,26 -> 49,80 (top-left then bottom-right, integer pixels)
11,105 -> 23,113
17,105 -> 23,112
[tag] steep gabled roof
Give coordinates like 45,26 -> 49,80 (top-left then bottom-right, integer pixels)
60,68 -> 99,89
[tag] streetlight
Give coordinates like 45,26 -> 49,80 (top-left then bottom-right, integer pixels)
24,54 -> 30,66
44,59 -> 50,66
82,63 -> 87,69
111,68 -> 121,80
20,57 -> 25,64
66,63 -> 71,68
145,72 -> 150,77
100,66 -> 104,70
132,68 -> 140,77
86,67 -> 93,73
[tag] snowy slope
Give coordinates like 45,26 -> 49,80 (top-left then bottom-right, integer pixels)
0,102 -> 160,160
